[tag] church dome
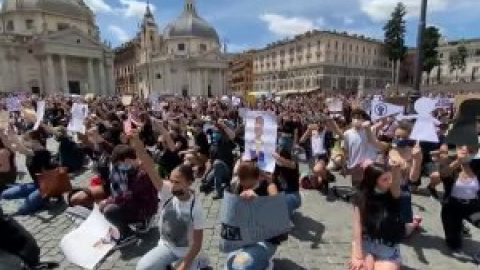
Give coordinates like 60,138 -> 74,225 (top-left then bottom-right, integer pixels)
164,0 -> 219,43
1,0 -> 94,22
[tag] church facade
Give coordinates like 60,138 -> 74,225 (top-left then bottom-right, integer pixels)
136,0 -> 228,97
0,0 -> 114,95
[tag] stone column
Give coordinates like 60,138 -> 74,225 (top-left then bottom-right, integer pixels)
46,55 -> 56,95
87,58 -> 95,94
60,55 -> 69,94
107,63 -> 115,96
99,61 -> 106,96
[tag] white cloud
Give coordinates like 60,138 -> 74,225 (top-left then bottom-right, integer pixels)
359,0 -> 449,22
259,13 -> 324,37
108,25 -> 130,42
84,0 -> 112,13
343,17 -> 355,25
118,0 -> 156,18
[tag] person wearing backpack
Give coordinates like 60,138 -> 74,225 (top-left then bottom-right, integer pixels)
131,131 -> 206,270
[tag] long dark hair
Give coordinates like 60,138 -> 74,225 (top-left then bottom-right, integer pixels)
357,163 -> 389,223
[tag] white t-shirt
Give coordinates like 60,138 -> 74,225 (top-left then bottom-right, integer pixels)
158,184 -> 206,257
343,128 -> 378,169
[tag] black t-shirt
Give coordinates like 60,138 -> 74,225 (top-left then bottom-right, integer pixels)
194,132 -> 210,156
174,135 -> 189,152
279,121 -> 298,136
274,163 -> 300,193
356,192 -> 405,244
26,149 -> 53,184
210,136 -> 235,169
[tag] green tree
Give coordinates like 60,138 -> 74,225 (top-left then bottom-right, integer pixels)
383,2 -> 407,89
450,44 -> 468,81
422,26 -> 441,85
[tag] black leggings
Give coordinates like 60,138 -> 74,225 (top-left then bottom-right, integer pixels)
441,198 -> 480,250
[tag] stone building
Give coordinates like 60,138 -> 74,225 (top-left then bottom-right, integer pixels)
427,38 -> 480,84
0,0 -> 115,95
114,40 -> 139,95
227,50 -> 255,94
136,0 -> 228,97
253,30 -> 392,94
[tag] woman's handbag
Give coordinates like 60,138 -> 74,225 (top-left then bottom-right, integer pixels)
37,167 -> 72,198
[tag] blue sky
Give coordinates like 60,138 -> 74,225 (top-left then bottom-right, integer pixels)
86,0 -> 480,52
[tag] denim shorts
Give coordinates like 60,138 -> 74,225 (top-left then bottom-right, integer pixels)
400,185 -> 413,223
363,238 -> 401,264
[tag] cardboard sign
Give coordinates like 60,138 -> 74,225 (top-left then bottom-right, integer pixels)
121,95 -> 133,106
219,192 -> 291,253
0,111 -> 9,129
370,101 -> 404,121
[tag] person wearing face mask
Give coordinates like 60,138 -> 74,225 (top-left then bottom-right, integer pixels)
98,144 -> 158,248
131,133 -> 207,270
439,145 -> 480,251
0,129 -> 55,215
366,122 -> 423,237
350,160 -> 405,270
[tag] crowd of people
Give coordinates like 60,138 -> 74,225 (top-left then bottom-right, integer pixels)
0,91 -> 479,270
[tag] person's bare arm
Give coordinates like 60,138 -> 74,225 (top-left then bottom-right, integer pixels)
217,120 -> 236,141
409,142 -> 423,183
176,230 -> 203,270
363,121 -> 389,153
299,125 -> 313,144
151,118 -> 176,152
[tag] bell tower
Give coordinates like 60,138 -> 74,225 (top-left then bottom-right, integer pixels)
140,1 -> 160,54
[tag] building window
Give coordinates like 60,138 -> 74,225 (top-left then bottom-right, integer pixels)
178,43 -> 185,51
26,19 -> 34,30
6,21 -> 14,31
199,44 -> 207,52
156,74 -> 162,79
57,23 -> 69,31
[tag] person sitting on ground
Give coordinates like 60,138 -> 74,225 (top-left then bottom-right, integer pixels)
99,143 -> 158,248
273,148 -> 301,217
0,130 -> 17,192
131,131 -> 206,270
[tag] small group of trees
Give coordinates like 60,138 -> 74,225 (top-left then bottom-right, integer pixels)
383,2 -> 468,86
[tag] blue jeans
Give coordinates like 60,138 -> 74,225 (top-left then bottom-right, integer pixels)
285,192 -> 302,216
1,183 -> 45,215
363,237 -> 401,264
206,160 -> 231,196
225,242 -> 277,270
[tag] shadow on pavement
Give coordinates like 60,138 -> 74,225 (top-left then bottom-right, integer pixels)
403,232 -> 480,266
272,258 -> 307,270
120,228 -> 161,260
290,212 -> 325,249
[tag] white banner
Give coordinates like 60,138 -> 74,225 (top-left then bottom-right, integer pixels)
60,206 -> 117,270
33,101 -> 45,130
6,97 -> 21,112
434,98 -> 454,109
370,100 -> 404,121
243,111 -> 277,173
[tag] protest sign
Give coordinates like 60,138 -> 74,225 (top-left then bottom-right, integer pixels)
243,111 -> 277,173
370,100 -> 404,121
67,103 -> 88,134
60,206 -> 117,270
121,95 -> 133,106
434,98 -> 454,109
407,98 -> 440,143
219,192 -> 291,253
326,98 -> 343,112
33,101 -> 45,130
0,111 -> 9,129
6,97 -> 21,112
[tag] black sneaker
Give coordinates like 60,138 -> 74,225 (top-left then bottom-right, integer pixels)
428,185 -> 439,199
213,194 -> 223,200
114,235 -> 138,250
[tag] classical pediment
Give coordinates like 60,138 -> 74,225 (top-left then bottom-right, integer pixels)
36,28 -> 109,51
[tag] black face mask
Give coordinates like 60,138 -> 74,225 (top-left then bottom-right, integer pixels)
171,189 -> 186,197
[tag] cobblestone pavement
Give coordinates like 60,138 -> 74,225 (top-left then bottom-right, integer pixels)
2,143 -> 480,270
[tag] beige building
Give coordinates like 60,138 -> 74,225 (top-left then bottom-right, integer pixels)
0,0 -> 114,95
427,38 -> 480,84
227,50 -> 255,94
253,30 -> 392,94
136,0 -> 228,97
114,40 -> 139,95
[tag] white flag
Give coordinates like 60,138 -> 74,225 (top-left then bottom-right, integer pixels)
370,100 -> 404,121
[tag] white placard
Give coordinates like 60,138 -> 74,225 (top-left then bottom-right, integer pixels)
60,206 -> 117,270
409,98 -> 440,143
33,101 -> 45,130
434,98 -> 454,109
326,98 -> 343,112
0,111 -> 9,129
67,103 -> 88,134
243,111 -> 277,173
370,100 -> 404,121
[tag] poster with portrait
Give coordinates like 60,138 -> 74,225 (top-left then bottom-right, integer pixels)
60,206 -> 118,270
243,111 -> 277,173
67,103 -> 89,134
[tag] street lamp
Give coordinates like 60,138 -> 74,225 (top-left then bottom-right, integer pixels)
413,0 -> 428,95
